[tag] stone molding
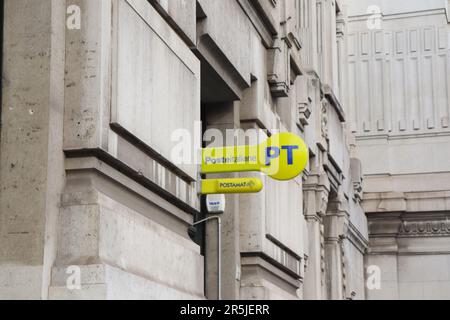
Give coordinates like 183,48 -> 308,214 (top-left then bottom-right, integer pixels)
398,220 -> 450,237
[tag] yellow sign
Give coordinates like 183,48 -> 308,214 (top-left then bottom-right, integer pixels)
201,133 -> 309,181
201,178 -> 263,195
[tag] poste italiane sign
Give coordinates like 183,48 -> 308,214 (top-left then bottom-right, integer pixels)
200,133 -> 308,194
202,133 -> 309,181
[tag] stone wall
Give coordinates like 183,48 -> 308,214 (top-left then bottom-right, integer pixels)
345,0 -> 450,300
0,0 -> 368,300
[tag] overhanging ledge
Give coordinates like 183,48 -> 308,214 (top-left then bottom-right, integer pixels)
323,84 -> 346,122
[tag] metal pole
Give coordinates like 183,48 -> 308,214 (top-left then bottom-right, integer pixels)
217,217 -> 222,301
192,216 -> 222,300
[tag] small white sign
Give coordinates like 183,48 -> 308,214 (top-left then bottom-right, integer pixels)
206,194 -> 226,214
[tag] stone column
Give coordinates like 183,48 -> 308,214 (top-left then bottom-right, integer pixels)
203,101 -> 241,300
323,189 -> 349,300
364,212 -> 402,300
0,0 -> 66,299
303,171 -> 330,300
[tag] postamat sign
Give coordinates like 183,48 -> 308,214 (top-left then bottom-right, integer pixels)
201,178 -> 264,195
200,133 -> 309,195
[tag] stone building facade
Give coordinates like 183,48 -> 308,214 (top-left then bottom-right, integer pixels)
0,0 -> 448,300
346,0 -> 450,300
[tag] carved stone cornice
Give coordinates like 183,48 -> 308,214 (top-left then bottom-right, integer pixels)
398,220 -> 450,238
368,211 -> 450,238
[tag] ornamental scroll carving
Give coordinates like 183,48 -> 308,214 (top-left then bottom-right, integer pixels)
399,220 -> 450,236
321,99 -> 329,140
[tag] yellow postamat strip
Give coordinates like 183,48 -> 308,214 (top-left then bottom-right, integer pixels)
201,178 -> 264,195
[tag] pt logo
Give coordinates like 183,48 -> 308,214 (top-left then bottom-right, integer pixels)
261,133 -> 308,181
201,132 -> 309,181
265,146 -> 299,166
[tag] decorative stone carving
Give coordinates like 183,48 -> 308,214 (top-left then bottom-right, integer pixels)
318,190 -> 329,218
320,224 -> 326,286
340,238 -> 347,299
321,99 -> 329,140
336,12 -> 345,40
298,98 -> 312,127
350,158 -> 363,203
399,220 -> 450,237
353,181 -> 363,203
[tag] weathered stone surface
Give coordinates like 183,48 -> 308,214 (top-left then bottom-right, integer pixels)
0,0 -> 66,299
4,0 -> 448,301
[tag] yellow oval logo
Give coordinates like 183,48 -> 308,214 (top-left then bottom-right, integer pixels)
260,133 -> 309,181
202,132 -> 309,181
